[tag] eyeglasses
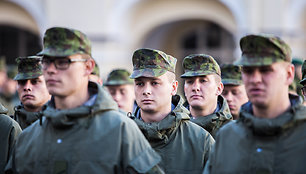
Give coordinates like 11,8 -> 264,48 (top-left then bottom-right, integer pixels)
42,58 -> 87,70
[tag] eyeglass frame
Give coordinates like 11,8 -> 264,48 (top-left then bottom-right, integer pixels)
41,57 -> 88,70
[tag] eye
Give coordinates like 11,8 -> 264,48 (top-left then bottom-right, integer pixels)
200,79 -> 207,83
186,80 -> 193,84
31,79 -> 39,85
242,67 -> 254,74
152,82 -> 159,86
56,59 -> 70,66
135,82 -> 144,86
18,80 -> 27,86
259,67 -> 273,73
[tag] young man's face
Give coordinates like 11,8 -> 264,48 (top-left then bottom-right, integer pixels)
106,84 -> 135,112
222,84 -> 248,119
184,75 -> 223,110
17,75 -> 51,111
242,62 -> 293,108
134,72 -> 177,115
42,54 -> 91,98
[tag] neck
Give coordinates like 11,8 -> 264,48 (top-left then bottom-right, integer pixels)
54,86 -> 90,110
190,102 -> 217,118
140,104 -> 172,123
24,105 -> 43,112
253,95 -> 291,119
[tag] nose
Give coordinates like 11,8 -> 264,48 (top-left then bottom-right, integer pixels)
23,80 -> 32,92
225,92 -> 233,102
248,69 -> 262,84
192,80 -> 200,92
112,92 -> 121,102
142,83 -> 152,95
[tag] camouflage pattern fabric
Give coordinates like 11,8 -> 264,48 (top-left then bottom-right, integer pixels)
235,34 -> 292,66
104,69 -> 133,86
130,48 -> 177,79
221,64 -> 243,85
300,60 -> 306,85
181,54 -> 220,78
37,27 -> 92,57
14,56 -> 43,81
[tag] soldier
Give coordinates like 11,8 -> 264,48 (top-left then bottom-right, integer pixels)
13,56 -> 51,129
300,60 -> 306,100
181,54 -> 232,137
104,69 -> 136,113
129,48 -> 215,174
289,57 -> 303,95
6,27 -> 163,174
0,103 -> 21,173
89,60 -> 103,85
204,34 -> 306,174
220,64 -> 248,119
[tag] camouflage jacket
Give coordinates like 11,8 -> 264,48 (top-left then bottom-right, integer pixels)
131,95 -> 215,174
6,82 -> 162,174
0,103 -> 21,174
13,104 -> 41,130
188,96 -> 233,138
204,94 -> 306,174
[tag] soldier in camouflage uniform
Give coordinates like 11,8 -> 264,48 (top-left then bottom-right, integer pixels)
300,60 -> 306,100
289,57 -> 303,95
104,69 -> 136,113
181,54 -> 232,137
13,56 -> 51,129
6,27 -> 163,174
204,34 -> 306,174
129,48 -> 215,174
0,103 -> 21,174
220,64 -> 248,119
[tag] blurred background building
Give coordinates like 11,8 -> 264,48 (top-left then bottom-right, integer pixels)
0,0 -> 305,94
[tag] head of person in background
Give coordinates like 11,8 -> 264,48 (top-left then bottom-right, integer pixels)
221,64 -> 248,120
300,60 -> 306,100
181,54 -> 224,117
14,56 -> 51,129
104,69 -> 135,113
3,65 -> 18,98
289,57 -> 303,95
89,59 -> 103,85
15,56 -> 51,112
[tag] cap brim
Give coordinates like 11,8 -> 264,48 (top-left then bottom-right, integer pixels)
104,80 -> 134,86
222,79 -> 243,85
14,73 -> 42,81
37,48 -> 87,57
300,78 -> 306,85
130,68 -> 167,79
234,56 -> 285,66
181,70 -> 216,78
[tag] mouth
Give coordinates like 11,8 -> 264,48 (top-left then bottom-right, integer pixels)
228,104 -> 236,110
46,79 -> 59,85
141,99 -> 154,104
22,94 -> 34,100
190,95 -> 203,99
249,88 -> 264,95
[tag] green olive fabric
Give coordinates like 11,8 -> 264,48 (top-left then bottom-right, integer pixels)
131,95 -> 215,174
187,96 -> 233,138
0,103 -> 21,174
13,104 -> 41,130
204,95 -> 306,174
6,82 -> 162,174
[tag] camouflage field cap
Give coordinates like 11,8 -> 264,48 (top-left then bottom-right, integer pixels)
221,64 -> 243,85
181,54 -> 220,78
37,27 -> 92,57
130,48 -> 177,79
300,60 -> 306,85
14,56 -> 43,80
292,57 -> 303,65
104,69 -> 133,86
235,34 -> 292,66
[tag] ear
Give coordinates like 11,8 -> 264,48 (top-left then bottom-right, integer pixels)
216,81 -> 224,96
285,64 -> 295,85
171,80 -> 178,96
85,58 -> 95,76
